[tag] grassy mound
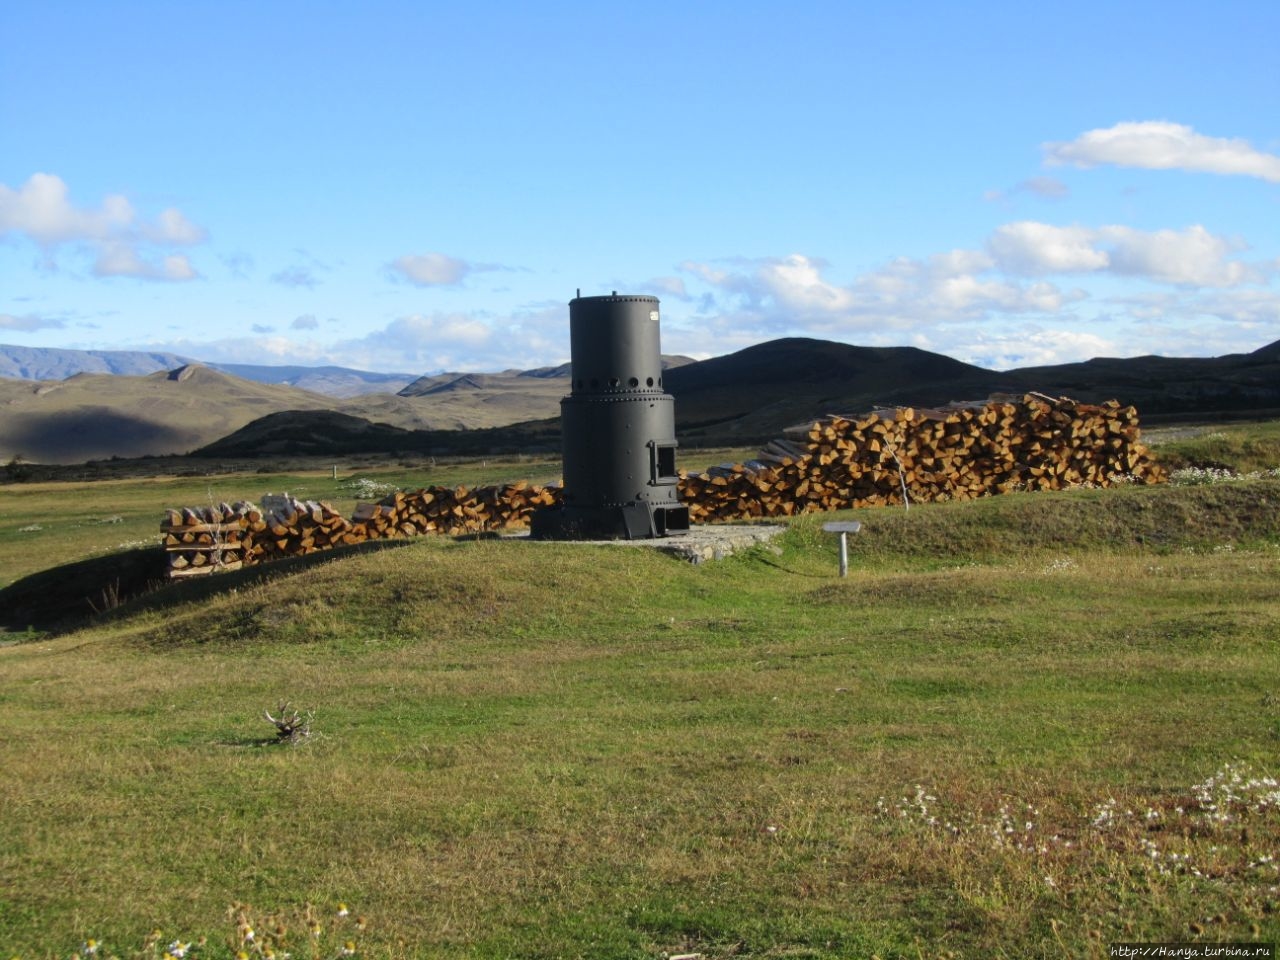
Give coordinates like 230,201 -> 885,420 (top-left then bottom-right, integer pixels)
2,477 -> 1278,957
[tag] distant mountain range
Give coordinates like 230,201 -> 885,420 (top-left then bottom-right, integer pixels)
212,363 -> 418,398
0,345 -> 420,398
0,345 -> 196,380
0,344 -> 696,400
1,338 -> 1277,465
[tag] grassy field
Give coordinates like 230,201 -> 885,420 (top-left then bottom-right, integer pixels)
0,455 -> 563,591
1,427 -> 1279,958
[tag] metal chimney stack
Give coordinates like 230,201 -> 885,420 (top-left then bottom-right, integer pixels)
531,293 -> 690,540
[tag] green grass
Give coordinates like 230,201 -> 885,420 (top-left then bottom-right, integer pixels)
1,431 -> 1279,957
0,462 -> 557,589
0,450 -> 757,589
1147,420 -> 1280,474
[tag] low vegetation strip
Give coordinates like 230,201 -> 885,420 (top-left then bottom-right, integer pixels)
159,394 -> 1164,578
3,478 -> 1279,957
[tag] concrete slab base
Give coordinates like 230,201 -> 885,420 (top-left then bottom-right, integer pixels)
502,523 -> 788,564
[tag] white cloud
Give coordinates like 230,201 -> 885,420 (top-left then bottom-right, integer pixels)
336,306 -> 568,372
380,313 -> 492,348
1044,121 -> 1280,182
93,243 -> 199,281
151,303 -> 574,374
1109,288 -> 1280,340
0,312 -> 66,332
642,275 -> 690,300
926,248 -> 996,277
141,207 -> 207,245
760,254 -> 857,313
679,250 -> 1076,341
949,327 -> 1122,370
1098,225 -> 1250,287
989,222 -> 1109,274
390,252 -> 470,286
1022,176 -> 1070,199
988,221 -> 1254,287
0,172 -> 133,244
673,225 -> 1277,368
678,260 -> 734,288
0,172 -> 206,281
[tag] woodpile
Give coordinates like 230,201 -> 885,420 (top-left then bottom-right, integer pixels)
162,501 -> 257,576
349,481 -> 559,540
161,483 -> 561,578
678,394 -> 1165,522
250,494 -> 363,562
162,393 -> 1165,578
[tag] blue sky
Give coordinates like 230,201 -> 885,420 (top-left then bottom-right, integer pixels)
2,0 -> 1278,374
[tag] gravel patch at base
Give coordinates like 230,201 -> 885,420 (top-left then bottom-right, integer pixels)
502,523 -> 788,563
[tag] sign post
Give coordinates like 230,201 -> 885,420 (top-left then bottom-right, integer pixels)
821,520 -> 862,577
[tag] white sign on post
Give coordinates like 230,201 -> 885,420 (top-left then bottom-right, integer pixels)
821,520 -> 862,577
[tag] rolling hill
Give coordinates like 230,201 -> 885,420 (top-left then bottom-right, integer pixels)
198,337 -> 1280,460
0,365 -> 340,463
0,362 -> 572,464
4,338 -> 1279,465
664,338 -> 1022,442
1008,344 -> 1280,414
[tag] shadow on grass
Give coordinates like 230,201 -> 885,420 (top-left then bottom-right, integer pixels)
0,538 -> 418,637
215,735 -> 289,749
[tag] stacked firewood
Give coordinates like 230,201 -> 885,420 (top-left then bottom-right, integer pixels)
248,494 -> 363,562
162,501 -> 257,576
678,394 -> 1165,522
349,482 -> 560,538
162,394 -> 1165,578
161,483 -> 561,578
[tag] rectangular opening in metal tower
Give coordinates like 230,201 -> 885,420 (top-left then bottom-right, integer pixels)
654,443 -> 677,480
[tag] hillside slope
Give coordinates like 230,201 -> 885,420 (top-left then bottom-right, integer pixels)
666,337 -> 1021,441
0,365 -> 342,463
1004,339 -> 1280,414
6,338 -> 1279,464
0,364 -> 565,464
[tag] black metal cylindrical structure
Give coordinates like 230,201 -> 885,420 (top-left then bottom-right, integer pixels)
531,293 -> 689,540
